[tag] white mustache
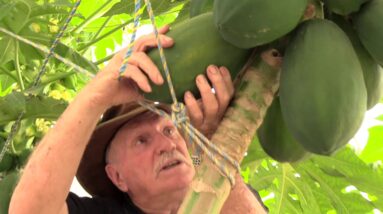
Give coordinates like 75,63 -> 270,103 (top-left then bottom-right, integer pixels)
154,150 -> 189,175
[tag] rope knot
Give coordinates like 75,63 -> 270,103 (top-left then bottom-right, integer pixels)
171,103 -> 188,125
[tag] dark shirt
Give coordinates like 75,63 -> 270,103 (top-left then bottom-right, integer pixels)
67,185 -> 268,213
67,192 -> 144,214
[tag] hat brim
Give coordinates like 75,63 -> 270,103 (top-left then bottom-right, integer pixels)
76,101 -> 170,199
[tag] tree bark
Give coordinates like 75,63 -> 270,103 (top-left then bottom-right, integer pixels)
178,48 -> 282,214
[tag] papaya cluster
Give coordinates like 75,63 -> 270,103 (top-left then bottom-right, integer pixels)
212,0 -> 383,161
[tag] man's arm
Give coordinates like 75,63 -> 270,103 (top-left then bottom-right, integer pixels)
8,27 -> 174,214
221,174 -> 268,214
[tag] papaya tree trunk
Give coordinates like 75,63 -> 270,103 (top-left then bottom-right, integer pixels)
178,48 -> 282,213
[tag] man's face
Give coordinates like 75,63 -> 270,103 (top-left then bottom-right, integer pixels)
106,114 -> 195,198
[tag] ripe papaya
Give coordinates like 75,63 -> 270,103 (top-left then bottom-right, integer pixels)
332,15 -> 383,109
258,98 -> 309,162
213,0 -> 307,48
353,0 -> 383,66
323,0 -> 369,15
280,19 -> 367,155
146,12 -> 252,103
0,171 -> 20,214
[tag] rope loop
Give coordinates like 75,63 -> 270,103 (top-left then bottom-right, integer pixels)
171,103 -> 188,125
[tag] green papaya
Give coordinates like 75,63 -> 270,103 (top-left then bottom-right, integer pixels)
190,0 -> 214,17
0,171 -> 20,214
280,19 -> 367,155
353,0 -> 383,66
323,0 -> 370,15
213,0 -> 308,48
258,98 -> 309,162
146,12 -> 252,103
332,15 -> 383,109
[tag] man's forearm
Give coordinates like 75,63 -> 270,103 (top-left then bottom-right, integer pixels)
221,173 -> 267,214
9,90 -> 106,214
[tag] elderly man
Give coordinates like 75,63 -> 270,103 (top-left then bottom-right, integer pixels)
9,26 -> 267,214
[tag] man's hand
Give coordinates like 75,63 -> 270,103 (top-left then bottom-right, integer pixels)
184,65 -> 234,139
81,25 -> 174,112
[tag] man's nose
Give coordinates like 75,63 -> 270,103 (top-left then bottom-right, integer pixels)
154,131 -> 176,155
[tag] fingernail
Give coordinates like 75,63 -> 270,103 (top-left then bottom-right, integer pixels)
220,67 -> 229,76
157,74 -> 164,84
197,75 -> 205,84
164,37 -> 173,42
185,91 -> 193,99
208,65 -> 218,74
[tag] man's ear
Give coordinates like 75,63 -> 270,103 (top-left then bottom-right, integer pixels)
105,164 -> 129,192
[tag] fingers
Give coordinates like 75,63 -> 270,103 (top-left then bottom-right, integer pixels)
184,92 -> 204,127
133,34 -> 174,52
196,74 -> 219,127
120,65 -> 152,92
206,65 -> 234,115
133,25 -> 173,52
158,25 -> 170,34
127,52 -> 164,85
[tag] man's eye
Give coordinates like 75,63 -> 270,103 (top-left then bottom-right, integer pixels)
136,137 -> 147,146
163,126 -> 176,136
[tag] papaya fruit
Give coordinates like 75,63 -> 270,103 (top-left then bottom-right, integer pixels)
146,12 -> 252,104
323,0 -> 370,15
332,15 -> 383,109
258,98 -> 309,162
279,19 -> 367,155
213,0 -> 307,48
0,171 -> 20,214
190,0 -> 214,17
353,0 -> 383,66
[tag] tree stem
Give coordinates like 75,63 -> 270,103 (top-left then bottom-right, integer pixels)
178,48 -> 282,213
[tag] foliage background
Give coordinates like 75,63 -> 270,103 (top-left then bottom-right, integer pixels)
0,0 -> 382,213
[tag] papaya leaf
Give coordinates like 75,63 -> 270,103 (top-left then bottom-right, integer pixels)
249,160 -> 321,214
173,1 -> 190,24
0,2 -> 15,22
0,75 -> 14,97
359,126 -> 383,163
298,161 -> 375,213
1,1 -> 31,33
241,136 -> 268,167
0,171 -> 20,214
104,0 -> 187,19
313,147 -> 383,198
25,95 -> 67,121
0,92 -> 67,124
54,43 -> 98,74
0,92 -> 25,124
0,37 -> 15,65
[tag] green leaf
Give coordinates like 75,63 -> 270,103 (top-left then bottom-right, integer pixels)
0,92 -> 67,124
1,1 -> 31,33
0,37 -> 16,65
25,95 -> 67,121
0,171 -> 20,214
241,136 -> 268,167
54,43 -> 98,74
313,147 -> 383,200
298,161 -> 375,213
0,2 -> 15,22
359,126 -> 383,163
0,92 -> 25,124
